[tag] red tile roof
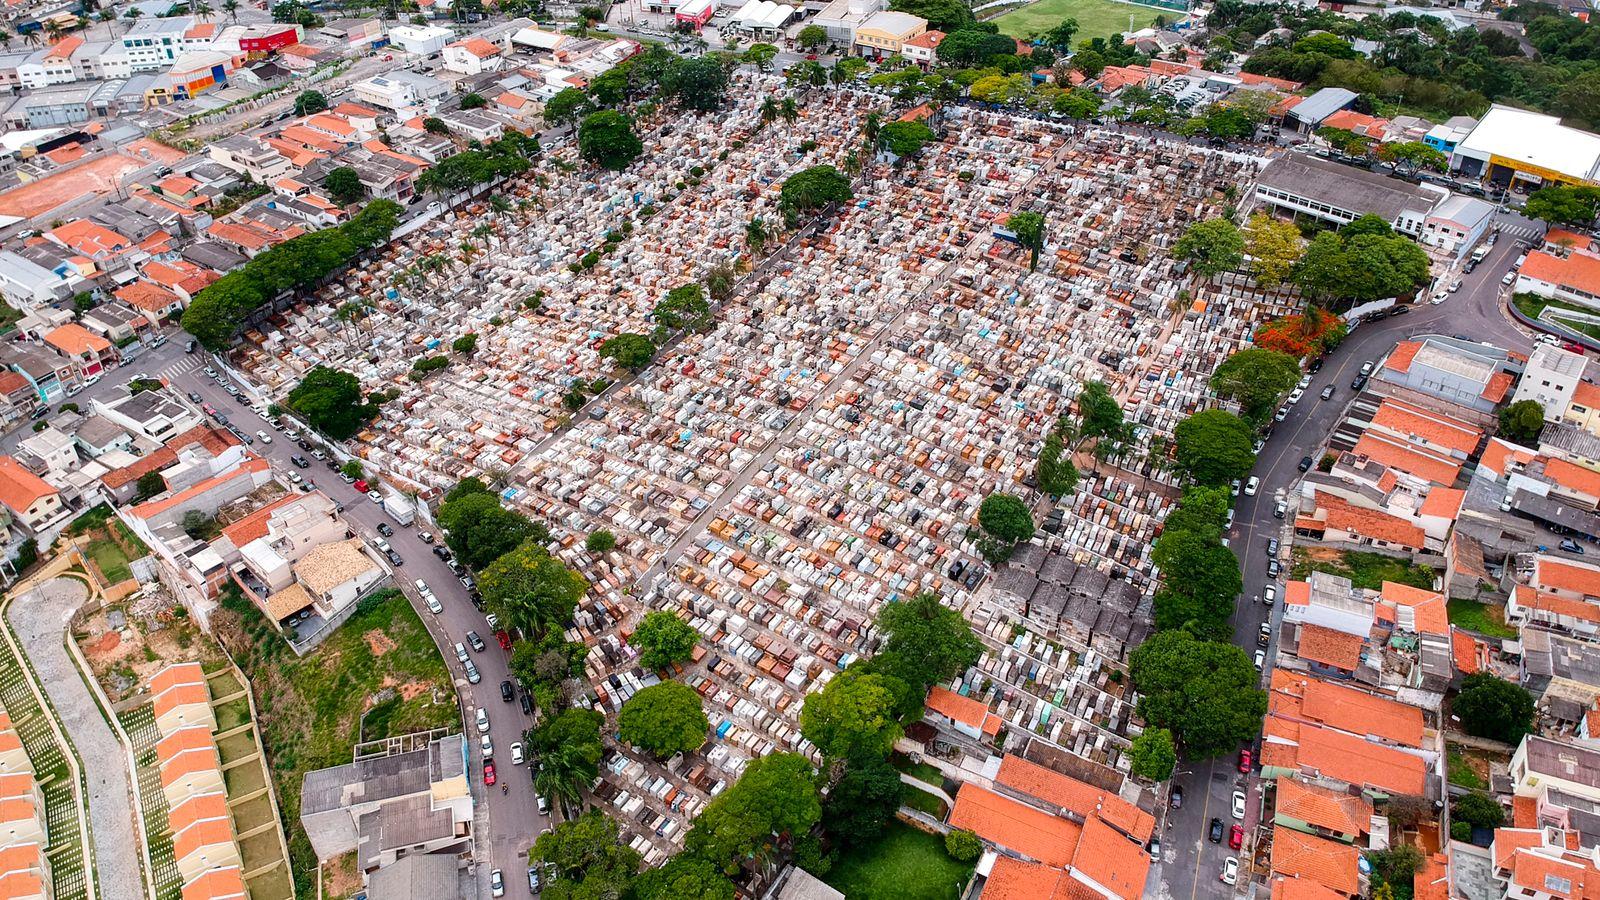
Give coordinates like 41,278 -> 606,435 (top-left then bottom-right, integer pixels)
1295,623 -> 1363,671
1351,433 -> 1462,487
1270,875 -> 1350,900
996,755 -> 1155,842
926,685 -> 1002,735
1270,669 -> 1425,747
1535,556 -> 1600,598
1275,777 -> 1371,837
948,783 -> 1080,867
1419,487 -> 1466,520
1270,826 -> 1360,895
1523,250 -> 1600,298
1372,398 -> 1483,455
1312,490 -> 1427,549
1484,370 -> 1516,404
1385,341 -> 1422,374
115,281 -> 182,314
1381,581 -> 1449,637
43,323 -> 113,356
0,457 -> 56,514
181,866 -> 247,900
1070,816 -> 1150,900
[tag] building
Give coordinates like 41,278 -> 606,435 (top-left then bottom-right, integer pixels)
388,24 -> 452,55
1281,87 -> 1358,132
442,37 -> 503,75
0,456 -> 66,536
1516,248 -> 1600,311
902,29 -> 945,68
1274,777 -> 1372,844
853,11 -> 927,58
298,733 -> 472,868
1251,154 -> 1446,237
352,71 -> 451,114
151,662 -> 216,736
121,17 -> 196,72
157,725 -> 225,808
1424,115 -> 1477,154
1453,104 -> 1600,190
728,0 -> 796,36
923,685 -> 1003,741
1420,194 -> 1495,258
1376,336 -> 1519,414
92,390 -> 201,444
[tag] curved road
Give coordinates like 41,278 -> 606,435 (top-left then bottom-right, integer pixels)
8,577 -> 146,900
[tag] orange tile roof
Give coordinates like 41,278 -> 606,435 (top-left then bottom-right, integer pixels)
903,29 -> 945,48
172,816 -> 235,863
1275,777 -> 1371,837
1496,828 -> 1548,869
1546,457 -> 1600,501
0,457 -> 55,515
1414,854 -> 1449,900
1536,557 -> 1600,598
1322,109 -> 1388,138
167,791 -> 229,835
1239,72 -> 1303,91
305,113 -> 357,136
181,866 -> 247,900
996,755 -> 1154,841
1351,433 -> 1462,487
1513,584 -> 1600,625
1381,581 -> 1450,637
1453,627 -> 1481,675
1270,826 -> 1360,895
0,371 -> 29,398
43,323 -> 113,356
0,843 -> 43,899
157,726 -> 218,766
948,783 -> 1081,868
1509,847 -> 1593,900
1483,370 -> 1516,403
1480,438 -> 1538,479
150,661 -> 206,696
332,101 -> 380,117
453,36 -> 500,58
1284,721 -> 1428,795
1372,399 -> 1482,455
983,856 -> 1069,900
48,219 -> 131,257
1071,816 -> 1150,900
1523,250 -> 1600,298
1285,580 -> 1311,607
0,772 -> 34,803
1386,341 -> 1422,374
1271,669 -> 1424,747
115,281 -> 182,313
143,259 -> 220,295
1270,875 -> 1349,900
1419,487 -> 1466,520
1513,796 -> 1539,829
1313,490 -> 1427,549
1295,623 -> 1363,671
167,424 -> 242,457
219,494 -> 300,547
153,682 -> 212,725
925,685 -> 1001,735
101,447 -> 178,491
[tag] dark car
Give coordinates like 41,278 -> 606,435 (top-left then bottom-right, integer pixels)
187,391 -> 203,403
1209,818 -> 1224,843
1561,539 -> 1586,555
520,692 -> 534,716
467,630 -> 485,652
376,522 -> 394,537
385,549 -> 404,566
185,340 -> 198,353
297,439 -> 312,450
500,680 -> 515,702
1298,456 -> 1314,472
1351,374 -> 1369,391
1170,786 -> 1183,809
1390,304 -> 1410,316
433,546 -> 452,561
290,455 -> 309,468
1307,357 -> 1324,373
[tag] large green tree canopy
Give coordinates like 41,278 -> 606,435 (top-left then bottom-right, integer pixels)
1129,629 -> 1267,758
285,366 -> 377,440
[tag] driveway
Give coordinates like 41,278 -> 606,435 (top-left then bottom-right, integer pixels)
7,578 -> 145,900
155,358 -> 547,900
1155,223 -> 1537,899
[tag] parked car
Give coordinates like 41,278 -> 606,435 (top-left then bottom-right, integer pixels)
510,742 -> 525,765
1267,559 -> 1281,577
500,680 -> 515,702
1231,790 -> 1247,819
376,522 -> 394,537
385,549 -> 404,566
1258,623 -> 1272,647
1209,818 -> 1224,843
1287,388 -> 1304,404
1238,749 -> 1252,772
1170,786 -> 1183,809
1266,538 -> 1279,555
1254,649 -> 1266,670
255,430 -> 272,444
454,642 -> 469,664
464,660 -> 480,684
467,630 -> 485,652
1561,539 -> 1585,555
1243,476 -> 1259,496
1229,825 -> 1244,850
480,734 -> 492,759
1351,374 -> 1369,390
1298,456 -> 1314,472
420,531 -> 435,544
1221,857 -> 1239,886
475,707 -> 489,733
290,455 -> 309,468
1263,585 -> 1277,606
1274,499 -> 1287,519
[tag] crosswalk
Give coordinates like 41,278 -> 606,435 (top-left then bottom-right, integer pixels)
1496,221 -> 1541,241
154,357 -> 204,381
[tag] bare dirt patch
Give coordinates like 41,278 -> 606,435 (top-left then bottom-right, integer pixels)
364,630 -> 396,656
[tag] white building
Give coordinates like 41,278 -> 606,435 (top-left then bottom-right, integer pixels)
442,37 -> 503,75
1512,344 -> 1588,421
1452,104 -> 1600,191
387,24 -> 452,56
1420,194 -> 1495,258
352,70 -> 451,114
121,17 -> 196,72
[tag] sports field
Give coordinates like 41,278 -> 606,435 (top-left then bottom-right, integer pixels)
994,0 -> 1176,42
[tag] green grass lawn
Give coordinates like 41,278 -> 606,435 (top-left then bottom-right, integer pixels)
826,821 -> 974,900
1290,549 -> 1439,591
1447,744 -> 1488,791
1512,292 -> 1600,341
903,786 -> 947,817
217,588 -> 457,898
86,538 -> 132,584
995,0 -> 1175,42
1447,598 -> 1518,639
892,753 -> 945,787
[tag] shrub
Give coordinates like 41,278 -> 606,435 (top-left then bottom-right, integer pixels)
945,829 -> 982,862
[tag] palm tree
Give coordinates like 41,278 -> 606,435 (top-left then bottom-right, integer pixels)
471,222 -> 494,250
533,743 -> 597,818
0,30 -> 12,50
191,0 -> 214,21
122,7 -> 143,28
95,9 -> 114,35
758,97 -> 778,127
222,0 -> 240,22
41,20 -> 61,44
488,194 -> 511,214
745,217 -> 766,254
20,28 -> 42,48
779,97 -> 798,125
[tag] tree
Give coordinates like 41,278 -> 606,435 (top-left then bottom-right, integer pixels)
585,529 -> 616,553
1175,218 -> 1245,278
134,471 -> 166,502
532,810 -> 641,899
325,166 -> 365,206
510,633 -> 588,710
293,89 -> 327,116
780,165 -> 852,213
800,666 -> 903,760
286,366 -> 375,440
1161,485 -> 1229,542
1128,629 -> 1267,758
1007,211 -> 1045,271
445,477 -> 490,504
544,87 -> 590,128
797,23 -> 827,49
1210,348 -> 1301,425
1524,185 -> 1600,228
889,0 -> 973,31
1499,399 -> 1547,444
978,492 -> 1034,562
1035,428 -> 1079,496
438,492 -> 546,572
945,829 -> 983,862
1453,791 -> 1505,830
1370,846 -> 1424,896
527,708 -> 603,812
633,855 -> 736,900
479,538 -> 587,635
936,27 -> 1016,66
877,120 -> 937,159
578,110 -> 643,170
1296,230 -> 1429,305
452,333 -> 478,355
869,591 -> 982,711
459,91 -> 487,110
619,681 -> 709,757
685,753 -> 822,871
340,460 -> 364,480
1040,17 -> 1078,50
823,753 -> 903,845
1293,32 -> 1357,58
654,283 -> 714,332
1454,673 -> 1534,745
662,55 -> 730,111
631,610 -> 698,671
1173,410 -> 1255,486
1243,212 -> 1301,286
600,333 -> 655,371
1129,727 -> 1177,780
742,42 -> 779,70
1150,530 -> 1242,607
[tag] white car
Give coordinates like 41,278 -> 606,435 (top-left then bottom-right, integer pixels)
491,869 -> 504,898
1232,790 -> 1247,820
475,707 -> 490,734
454,642 -> 469,664
1359,361 -> 1374,376
1221,857 -> 1239,886
1243,476 -> 1259,497
510,741 -> 524,765
1274,406 -> 1289,422
1430,292 -> 1447,304
481,734 -> 493,759
256,430 -> 272,444
1263,585 -> 1277,605
366,490 -> 382,502
1254,649 -> 1266,670
1296,374 -> 1311,390
1287,388 -> 1304,405
284,429 -> 300,440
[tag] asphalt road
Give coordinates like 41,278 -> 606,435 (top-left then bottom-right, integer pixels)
1155,223 -> 1536,900
155,356 -> 548,900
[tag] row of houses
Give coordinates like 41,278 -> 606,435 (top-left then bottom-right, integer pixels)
0,711 -> 49,900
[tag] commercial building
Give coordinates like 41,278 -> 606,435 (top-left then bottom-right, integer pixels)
1419,194 -> 1495,258
852,11 -> 927,59
1375,336 -> 1520,415
1513,344 -> 1589,421
121,17 -> 197,72
1250,154 -> 1446,237
1452,104 -> 1600,189
388,24 -> 452,55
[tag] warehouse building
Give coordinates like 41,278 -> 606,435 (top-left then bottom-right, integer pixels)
1250,154 -> 1446,236
1452,104 -> 1600,190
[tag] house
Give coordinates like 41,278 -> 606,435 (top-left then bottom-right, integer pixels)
115,281 -> 186,326
0,249 -> 84,309
1514,344 -> 1588,421
1270,826 -> 1362,897
1420,195 -> 1496,258
1295,491 -> 1429,553
290,539 -> 383,617
0,843 -> 49,900
1489,823 -> 1600,900
0,773 -> 45,848
1282,573 -> 1375,638
389,24 -> 452,55
1274,777 -> 1373,844
92,389 -> 201,444
42,324 -> 116,378
0,713 -> 32,775
923,684 -> 1003,740
1516,248 -> 1600,311
80,302 -> 150,346
1282,87 -> 1358,132
157,725 -> 225,807
299,732 -> 472,865
179,866 -> 247,900
443,37 -> 504,75
151,662 -> 216,737
121,17 -> 197,72
168,792 -> 240,885
901,29 -> 944,68
0,456 -> 66,536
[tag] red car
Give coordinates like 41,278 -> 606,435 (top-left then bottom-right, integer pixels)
496,630 -> 512,651
484,762 -> 496,785
202,403 -> 216,416
1228,825 -> 1244,850
354,479 -> 369,493
1238,749 -> 1252,773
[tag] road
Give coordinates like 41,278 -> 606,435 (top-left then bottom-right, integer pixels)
153,355 -> 547,900
1156,222 -> 1536,900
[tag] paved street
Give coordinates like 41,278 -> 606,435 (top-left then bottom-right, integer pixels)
7,578 -> 145,900
151,357 -> 548,900
1156,224 -> 1535,900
